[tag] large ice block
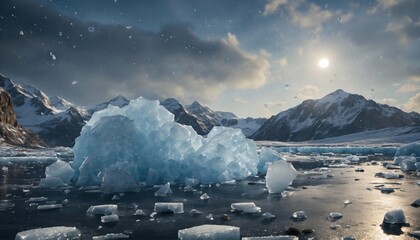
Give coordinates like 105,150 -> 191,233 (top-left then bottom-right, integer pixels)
257,147 -> 286,173
15,226 -> 81,240
45,160 -> 74,183
178,224 -> 240,240
383,209 -> 407,224
265,160 -> 297,194
86,204 -> 118,216
69,97 -> 259,191
154,202 -> 184,214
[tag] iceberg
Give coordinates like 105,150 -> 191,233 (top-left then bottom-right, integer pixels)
69,97 -> 259,191
15,226 -> 81,240
394,142 -> 420,158
178,224 -> 240,240
265,160 -> 297,194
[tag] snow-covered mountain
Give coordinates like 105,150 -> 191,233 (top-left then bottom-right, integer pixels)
184,100 -> 267,137
0,74 -> 91,147
87,95 -> 129,114
252,89 -> 420,141
0,87 -> 46,148
160,98 -> 210,135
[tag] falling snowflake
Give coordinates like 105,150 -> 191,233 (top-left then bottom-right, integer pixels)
49,52 -> 56,60
88,26 -> 95,32
72,81 -> 78,85
19,30 -> 24,35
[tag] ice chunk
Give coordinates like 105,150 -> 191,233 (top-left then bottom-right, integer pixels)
71,97 -> 259,191
134,209 -> 146,216
200,193 -> 210,200
101,214 -> 119,223
189,209 -> 203,216
329,212 -> 343,220
344,200 -> 352,206
383,209 -> 407,224
262,212 -> 276,220
257,147 -> 286,173
37,177 -> 67,188
399,157 -> 418,172
15,226 -> 81,240
394,142 -> 420,158
155,182 -> 172,197
92,233 -> 129,240
231,202 -> 261,213
242,236 -> 298,240
87,204 -> 118,216
384,172 -> 403,179
341,236 -> 356,240
346,155 -> 359,162
26,197 -> 48,203
265,160 -> 297,194
292,211 -> 307,220
37,204 -> 62,211
411,198 -> 420,207
178,224 -> 240,240
45,160 -> 74,183
154,202 -> 184,214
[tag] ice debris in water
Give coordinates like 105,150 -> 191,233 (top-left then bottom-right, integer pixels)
86,204 -> 118,216
383,209 -> 407,224
257,147 -> 286,173
26,197 -> 48,203
231,202 -> 261,213
71,97 -> 259,191
344,200 -> 352,206
189,209 -> 203,216
37,204 -> 62,211
200,193 -> 210,200
265,160 -> 297,194
155,182 -> 172,197
242,236 -> 298,240
262,212 -> 276,220
101,162 -> 140,193
0,201 -> 15,210
15,226 -> 81,240
329,212 -> 343,220
185,177 -> 200,187
178,224 -> 240,240
341,236 -> 356,240
398,156 -> 418,172
101,214 -> 119,223
92,233 -> 129,240
154,202 -> 184,214
45,160 -> 74,183
292,211 -> 307,220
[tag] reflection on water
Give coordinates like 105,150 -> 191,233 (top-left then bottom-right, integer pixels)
0,151 -> 419,239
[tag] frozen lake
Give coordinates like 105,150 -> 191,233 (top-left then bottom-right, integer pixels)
0,147 -> 419,239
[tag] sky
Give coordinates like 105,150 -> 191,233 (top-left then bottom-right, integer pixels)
0,0 -> 419,118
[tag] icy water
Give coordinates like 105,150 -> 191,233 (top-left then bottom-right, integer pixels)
0,147 -> 419,240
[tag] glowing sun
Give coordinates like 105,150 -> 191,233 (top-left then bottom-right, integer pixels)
318,58 -> 330,68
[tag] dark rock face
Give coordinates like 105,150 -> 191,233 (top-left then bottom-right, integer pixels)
0,88 -> 46,148
252,89 -> 420,141
160,98 -> 209,135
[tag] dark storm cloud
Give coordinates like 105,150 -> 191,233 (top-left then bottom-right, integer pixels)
0,0 -> 269,105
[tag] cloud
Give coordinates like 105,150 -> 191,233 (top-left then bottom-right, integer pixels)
401,92 -> 420,112
379,98 -> 398,106
288,2 -> 334,33
0,0 -> 269,105
276,57 -> 288,67
263,0 -> 288,16
397,83 -> 420,92
231,97 -> 249,104
296,84 -> 320,99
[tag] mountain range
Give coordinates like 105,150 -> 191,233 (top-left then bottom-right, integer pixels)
1,74 -> 419,147
0,74 -> 265,147
252,89 -> 420,141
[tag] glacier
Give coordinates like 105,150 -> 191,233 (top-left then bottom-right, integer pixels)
69,97 -> 260,189
394,142 -> 420,171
